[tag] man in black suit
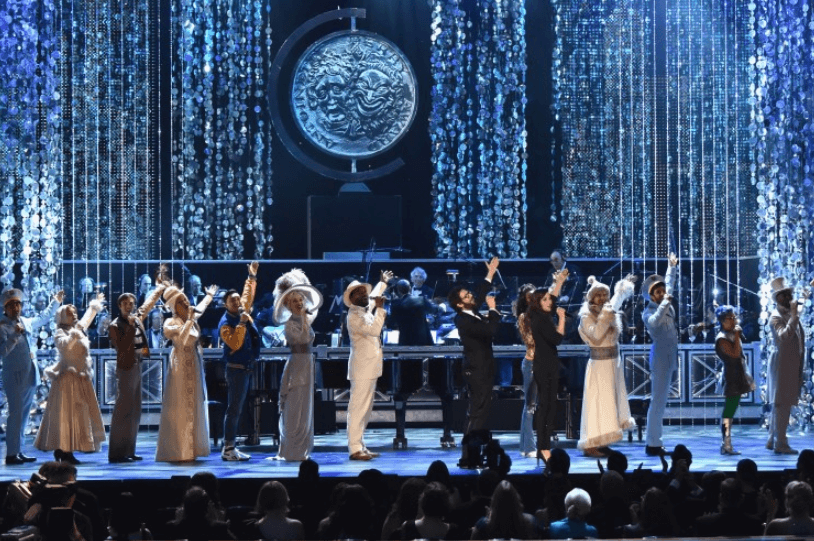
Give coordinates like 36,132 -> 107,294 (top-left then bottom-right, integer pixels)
388,280 -> 442,447
447,257 -> 500,467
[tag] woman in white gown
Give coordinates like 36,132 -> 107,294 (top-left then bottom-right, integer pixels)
35,293 -> 106,464
155,281 -> 218,462
272,269 -> 323,461
577,275 -> 637,457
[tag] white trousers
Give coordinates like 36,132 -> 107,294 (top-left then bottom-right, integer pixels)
347,378 -> 377,455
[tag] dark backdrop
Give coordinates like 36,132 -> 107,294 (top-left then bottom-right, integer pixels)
247,0 -> 560,259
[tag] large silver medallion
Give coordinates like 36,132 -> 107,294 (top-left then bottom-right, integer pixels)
291,31 -> 418,159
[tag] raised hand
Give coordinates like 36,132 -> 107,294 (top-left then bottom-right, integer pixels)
485,295 -> 497,310
205,284 -> 219,297
556,307 -> 566,319
555,268 -> 570,283
485,257 -> 499,274
381,270 -> 394,283
668,252 -> 678,267
53,290 -> 65,304
623,273 -> 638,283
249,261 -> 259,276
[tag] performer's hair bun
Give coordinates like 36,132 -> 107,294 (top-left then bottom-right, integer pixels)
587,275 -> 597,285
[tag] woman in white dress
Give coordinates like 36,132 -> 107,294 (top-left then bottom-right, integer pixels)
272,269 -> 322,461
155,281 -> 218,462
577,275 -> 636,457
35,293 -> 106,464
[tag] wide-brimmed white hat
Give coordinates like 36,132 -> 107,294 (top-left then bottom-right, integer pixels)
273,269 -> 323,325
770,276 -> 793,301
274,284 -> 323,325
343,280 -> 372,308
162,284 -> 186,313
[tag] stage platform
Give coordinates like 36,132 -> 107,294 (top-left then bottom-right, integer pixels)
0,424 -> 805,483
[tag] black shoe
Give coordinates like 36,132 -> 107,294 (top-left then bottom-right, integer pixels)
59,451 -> 81,465
108,456 -> 133,463
5,454 -> 26,465
17,453 -> 36,463
645,446 -> 669,457
128,455 -> 143,461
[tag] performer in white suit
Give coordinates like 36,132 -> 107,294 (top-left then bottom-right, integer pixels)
344,270 -> 393,460
0,288 -> 63,465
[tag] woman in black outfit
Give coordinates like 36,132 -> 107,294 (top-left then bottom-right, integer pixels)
526,270 -> 568,464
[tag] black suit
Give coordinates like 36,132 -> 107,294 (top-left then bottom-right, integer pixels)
411,283 -> 434,299
390,295 -> 436,346
455,280 -> 501,434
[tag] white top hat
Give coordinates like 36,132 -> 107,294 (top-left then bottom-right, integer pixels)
770,276 -> 793,300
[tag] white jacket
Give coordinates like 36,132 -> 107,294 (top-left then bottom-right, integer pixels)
347,281 -> 387,381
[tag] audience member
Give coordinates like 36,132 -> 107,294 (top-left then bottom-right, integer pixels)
185,472 -> 226,521
587,470 -> 630,539
316,484 -> 375,540
426,460 -> 462,507
288,459 -> 328,539
764,480 -> 814,536
449,468 -> 501,532
398,482 -> 463,540
736,458 -> 769,522
471,480 -> 536,540
381,477 -> 426,540
693,477 -> 763,537
796,449 -> 814,486
164,486 -> 235,541
107,492 -> 152,540
250,481 -> 304,541
622,487 -> 678,538
549,488 -> 597,539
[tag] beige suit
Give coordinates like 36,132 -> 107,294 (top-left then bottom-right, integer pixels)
346,281 -> 387,455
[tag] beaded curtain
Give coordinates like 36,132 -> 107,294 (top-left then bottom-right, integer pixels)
172,0 -> 274,260
0,0 -> 62,300
750,0 -> 814,433
429,0 -> 528,259
553,0 -> 756,263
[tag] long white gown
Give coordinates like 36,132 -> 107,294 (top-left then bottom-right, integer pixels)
155,298 -> 212,462
35,302 -> 106,453
577,280 -> 635,450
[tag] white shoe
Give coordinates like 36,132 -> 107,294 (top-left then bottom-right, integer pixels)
221,446 -> 251,461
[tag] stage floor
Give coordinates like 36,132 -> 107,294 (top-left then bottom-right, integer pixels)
0,424 -> 805,482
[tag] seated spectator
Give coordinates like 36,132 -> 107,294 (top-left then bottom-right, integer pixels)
736,458 -> 768,522
471,480 -> 536,540
358,468 -> 390,538
289,459 -> 328,539
796,449 -> 814,486
448,468 -> 500,532
549,488 -> 597,539
316,484 -> 375,540
587,470 -> 630,539
535,475 -> 572,529
398,482 -> 463,540
694,477 -> 763,537
250,481 -> 304,541
381,478 -> 426,540
426,460 -> 462,507
623,487 -> 678,538
185,471 -> 226,521
764,480 -> 814,536
164,487 -> 235,541
106,492 -> 152,540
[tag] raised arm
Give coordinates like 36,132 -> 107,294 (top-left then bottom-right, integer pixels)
77,294 -> 105,331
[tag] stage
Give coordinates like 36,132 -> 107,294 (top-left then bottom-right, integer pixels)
0,424 -> 804,483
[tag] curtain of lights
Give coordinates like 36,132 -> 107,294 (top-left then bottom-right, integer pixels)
750,0 -> 814,433
553,0 -> 755,262
171,0 -> 274,260
0,0 -> 62,315
429,0 -> 528,259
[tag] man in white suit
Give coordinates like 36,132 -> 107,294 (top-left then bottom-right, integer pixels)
345,270 -> 393,460
0,288 -> 63,465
